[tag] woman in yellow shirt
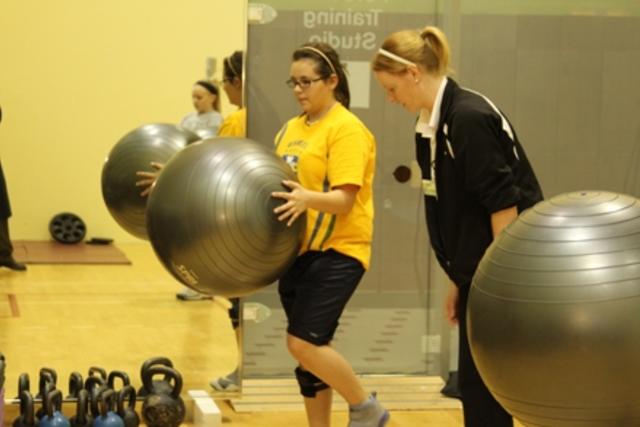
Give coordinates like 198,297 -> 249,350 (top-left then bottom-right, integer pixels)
218,50 -> 246,138
271,42 -> 388,427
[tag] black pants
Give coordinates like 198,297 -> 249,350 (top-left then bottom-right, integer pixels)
0,216 -> 13,260
458,284 -> 513,427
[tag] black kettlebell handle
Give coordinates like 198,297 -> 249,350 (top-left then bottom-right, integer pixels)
84,375 -> 106,391
74,389 -> 90,426
88,366 -> 108,380
17,372 -> 30,399
139,357 -> 173,382
85,375 -> 106,418
142,366 -> 182,399
37,372 -> 55,399
117,385 -> 137,412
40,368 -> 58,386
18,390 -> 36,426
107,370 -> 131,391
44,389 -> 63,418
98,388 -> 116,417
68,371 -> 84,398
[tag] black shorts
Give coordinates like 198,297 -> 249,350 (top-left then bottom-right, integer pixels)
279,249 -> 364,346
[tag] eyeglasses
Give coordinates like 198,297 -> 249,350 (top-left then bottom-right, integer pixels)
285,77 -> 324,90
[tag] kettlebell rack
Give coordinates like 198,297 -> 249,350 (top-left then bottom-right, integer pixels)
4,357 -> 191,427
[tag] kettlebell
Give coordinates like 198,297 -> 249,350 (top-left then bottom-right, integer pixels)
0,352 -> 5,390
92,389 -> 124,427
107,371 -> 130,392
141,366 -> 185,427
35,375 -> 55,420
15,373 -> 30,399
12,390 -> 36,427
84,376 -> 106,418
87,367 -> 107,382
117,386 -> 139,427
138,357 -> 173,397
70,389 -> 93,427
39,389 -> 70,427
37,368 -> 57,398
68,372 -> 84,398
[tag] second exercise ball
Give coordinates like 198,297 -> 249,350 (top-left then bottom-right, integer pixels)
468,191 -> 640,426
101,123 -> 200,239
146,137 -> 305,298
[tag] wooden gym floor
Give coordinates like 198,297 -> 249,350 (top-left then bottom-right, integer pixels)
0,243 -> 525,426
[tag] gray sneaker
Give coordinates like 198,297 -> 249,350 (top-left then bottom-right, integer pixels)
348,393 -> 389,427
176,287 -> 213,301
210,369 -> 239,392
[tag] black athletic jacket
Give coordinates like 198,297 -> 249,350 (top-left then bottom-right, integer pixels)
416,79 -> 543,288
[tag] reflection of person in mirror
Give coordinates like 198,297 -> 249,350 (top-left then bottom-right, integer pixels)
217,50 -> 245,138
179,80 -> 223,137
372,26 -> 543,427
136,59 -> 245,198
271,42 -> 388,427
208,50 -> 246,391
0,105 -> 27,271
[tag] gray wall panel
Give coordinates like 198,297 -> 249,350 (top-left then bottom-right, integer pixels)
603,17 -> 640,51
516,15 -> 562,51
513,49 -> 560,194
556,50 -> 602,154
560,15 -> 604,50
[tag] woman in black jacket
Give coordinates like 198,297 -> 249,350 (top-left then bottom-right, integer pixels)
372,26 -> 543,427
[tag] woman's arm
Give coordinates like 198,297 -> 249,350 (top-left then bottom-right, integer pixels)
272,180 -> 359,226
491,205 -> 518,237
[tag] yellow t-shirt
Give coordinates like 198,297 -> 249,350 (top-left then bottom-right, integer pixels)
275,103 -> 375,269
218,108 -> 246,137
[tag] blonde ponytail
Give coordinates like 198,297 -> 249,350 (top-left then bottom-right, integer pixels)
372,25 -> 451,76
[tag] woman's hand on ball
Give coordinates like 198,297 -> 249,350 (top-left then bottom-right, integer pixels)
135,162 -> 165,197
272,180 -> 308,226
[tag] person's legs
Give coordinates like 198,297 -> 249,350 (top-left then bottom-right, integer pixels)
457,285 -> 512,427
0,216 -> 13,259
0,216 -> 25,271
210,298 -> 241,391
281,251 -> 389,426
289,336 -> 366,404
303,380 -> 333,427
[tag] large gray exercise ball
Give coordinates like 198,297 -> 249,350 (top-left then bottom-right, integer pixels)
468,191 -> 640,426
146,137 -> 305,298
101,123 -> 200,239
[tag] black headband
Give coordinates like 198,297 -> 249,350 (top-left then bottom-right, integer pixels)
195,80 -> 218,95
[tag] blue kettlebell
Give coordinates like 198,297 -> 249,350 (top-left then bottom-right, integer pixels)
39,389 -> 70,427
92,388 -> 124,427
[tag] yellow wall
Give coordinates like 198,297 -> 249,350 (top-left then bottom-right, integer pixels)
0,0 -> 246,242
